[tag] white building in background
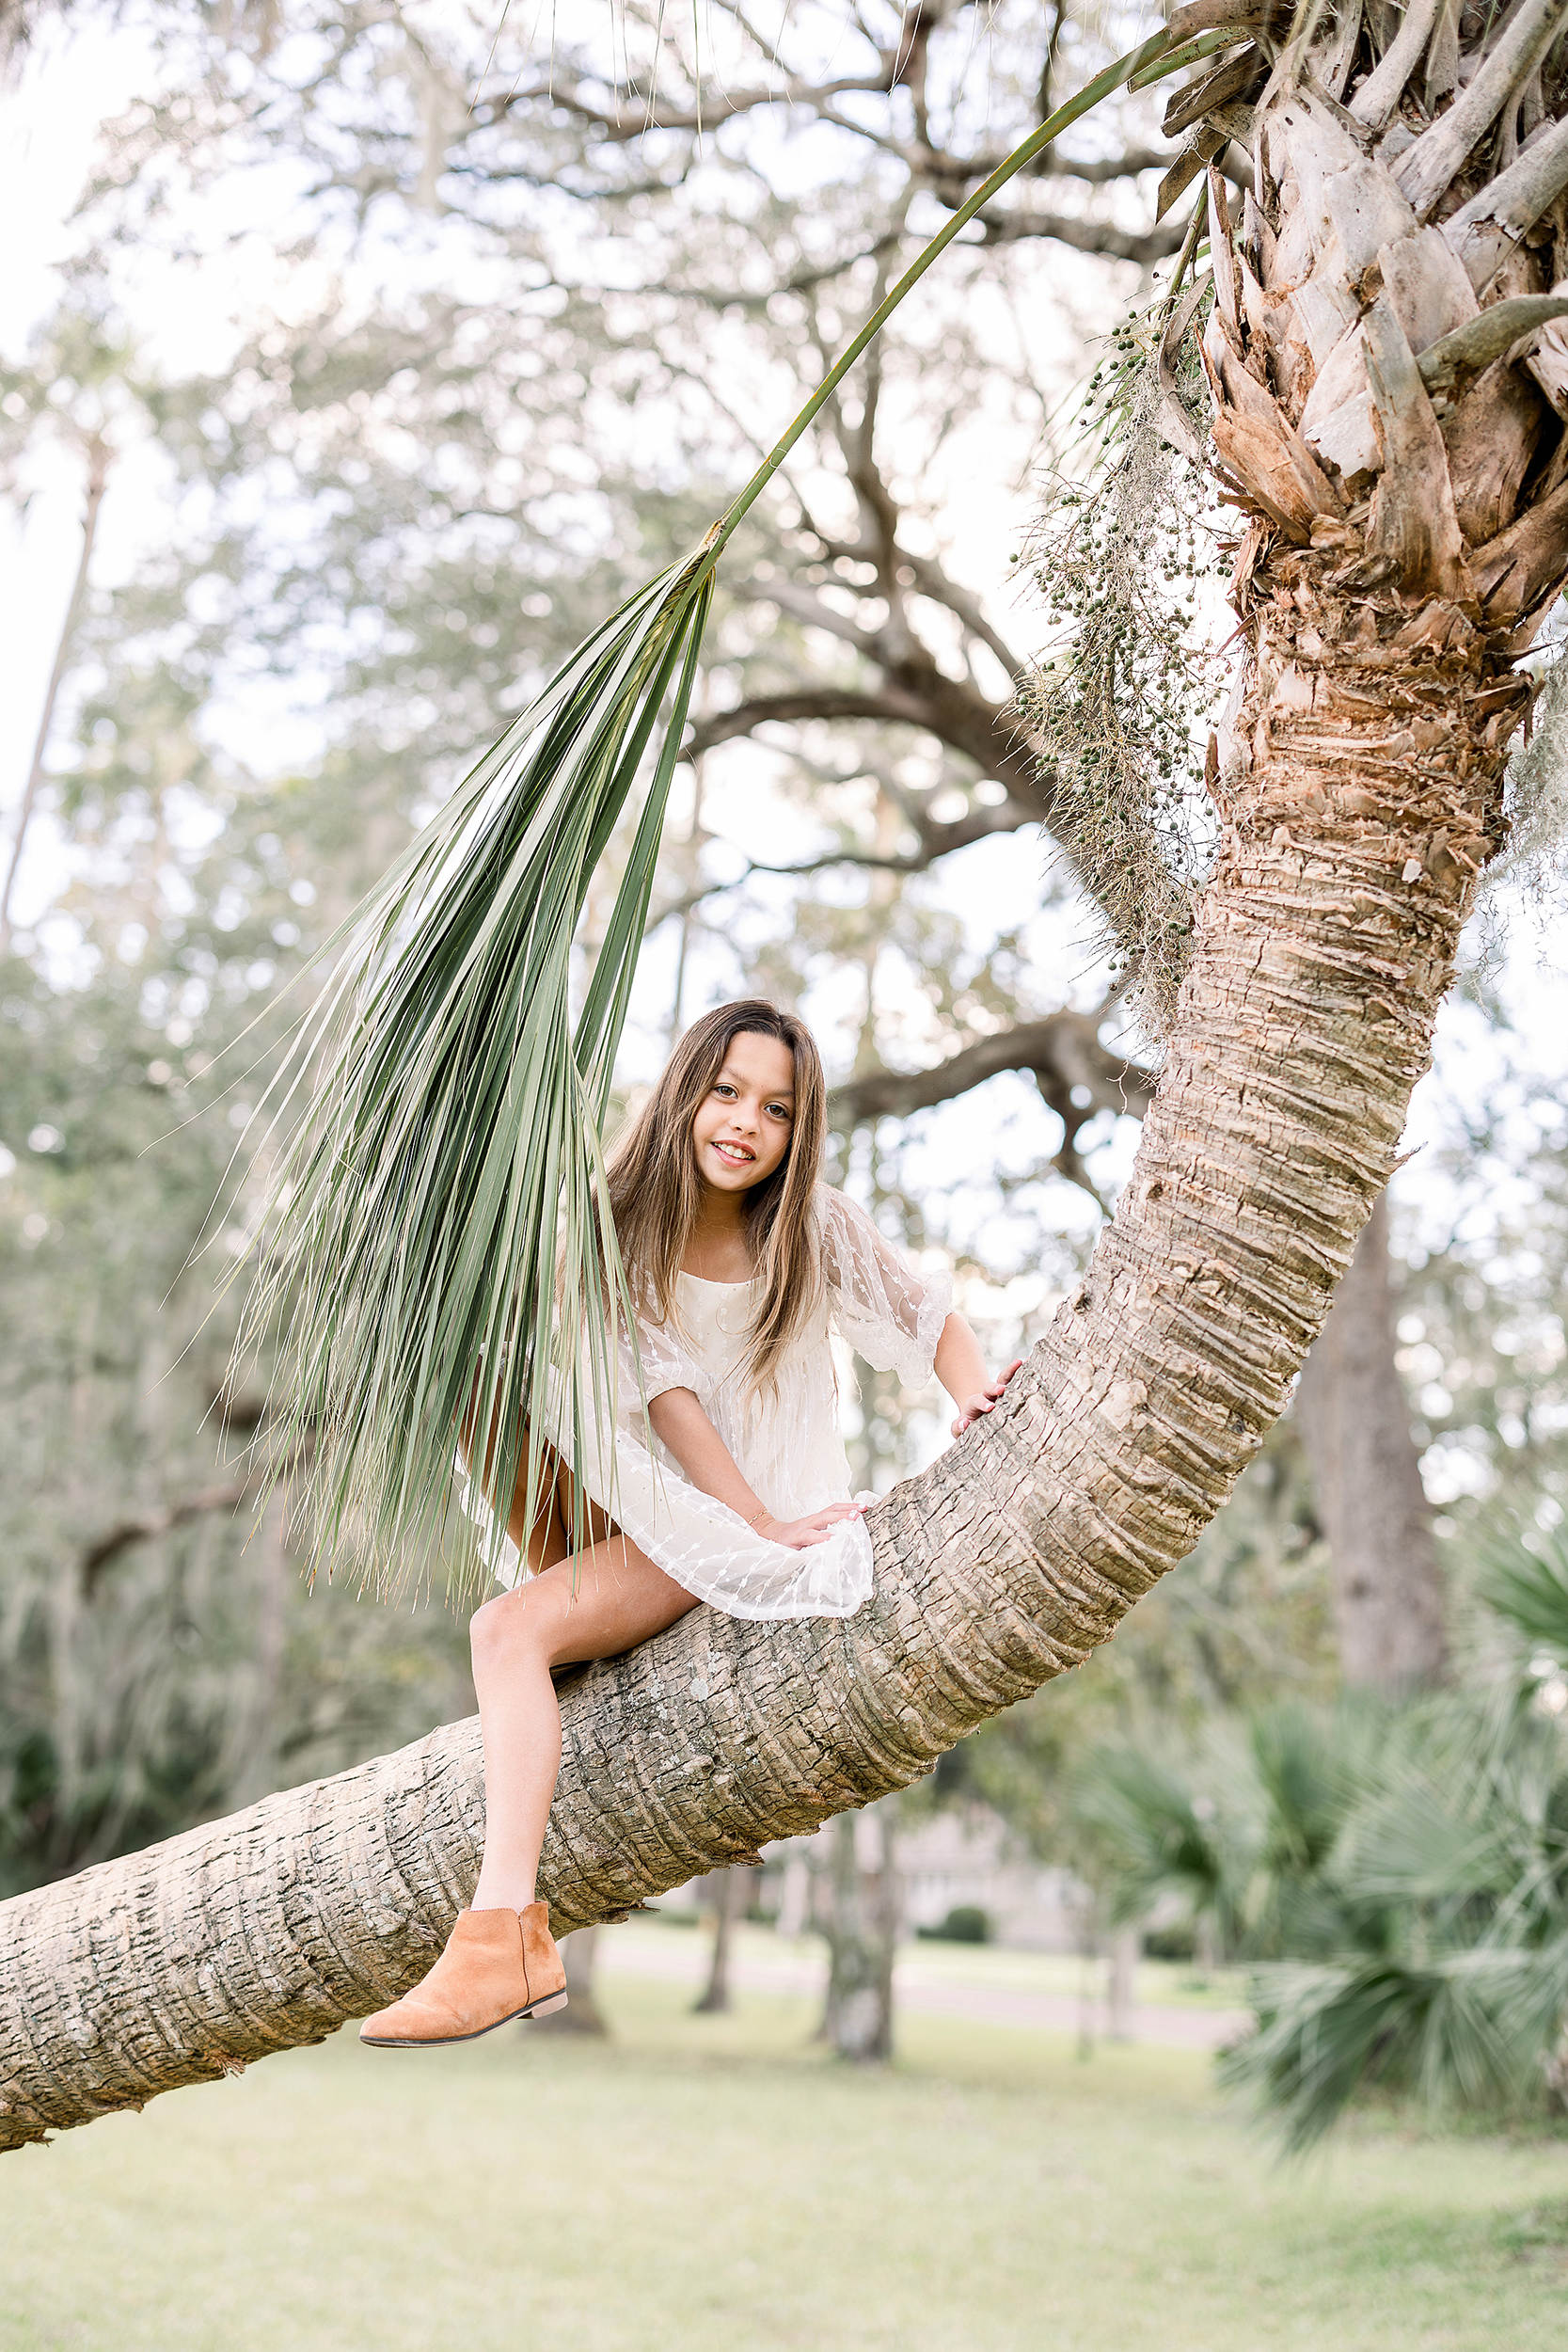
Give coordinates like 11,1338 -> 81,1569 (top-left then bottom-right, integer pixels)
684,1802 -> 1087,1953
892,1806 -> 1087,1952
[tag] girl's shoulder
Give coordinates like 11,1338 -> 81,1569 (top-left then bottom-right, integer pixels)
812,1182 -> 860,1240
812,1183 -> 882,1271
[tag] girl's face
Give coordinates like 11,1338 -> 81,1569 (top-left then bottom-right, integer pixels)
690,1031 -> 797,1200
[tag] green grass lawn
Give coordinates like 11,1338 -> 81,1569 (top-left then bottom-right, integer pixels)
4,1972 -> 1566,2352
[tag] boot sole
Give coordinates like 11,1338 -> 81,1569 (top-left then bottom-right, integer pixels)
360,1990 -> 568,2048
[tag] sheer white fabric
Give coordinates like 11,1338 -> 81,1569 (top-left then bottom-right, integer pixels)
458,1185 -> 952,1621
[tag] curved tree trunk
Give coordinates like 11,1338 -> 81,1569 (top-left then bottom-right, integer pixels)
0,3 -> 1555,2151
1295,1191 -> 1448,1691
0,667 -> 1490,2143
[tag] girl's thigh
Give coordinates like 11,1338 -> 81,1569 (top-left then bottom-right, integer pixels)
505,1436 -> 620,1573
486,1531 -> 701,1669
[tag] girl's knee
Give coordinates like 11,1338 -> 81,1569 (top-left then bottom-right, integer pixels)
470,1589 -> 536,1666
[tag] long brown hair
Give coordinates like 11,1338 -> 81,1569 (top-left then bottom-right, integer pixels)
604,999 -> 827,1391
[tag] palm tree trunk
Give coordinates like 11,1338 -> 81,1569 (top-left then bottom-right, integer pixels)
1,6 -> 1558,2152
1295,1192 -> 1448,1691
0,663 -> 1491,2143
1187,6 -> 1568,1687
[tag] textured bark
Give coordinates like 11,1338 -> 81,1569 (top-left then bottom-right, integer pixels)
0,678 -> 1490,2141
1295,1193 -> 1448,1692
0,7 -> 1557,2151
1187,10 -> 1568,1677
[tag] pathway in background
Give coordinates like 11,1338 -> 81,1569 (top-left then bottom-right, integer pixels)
596,1920 -> 1251,2051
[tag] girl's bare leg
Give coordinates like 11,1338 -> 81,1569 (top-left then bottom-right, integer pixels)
468,1470 -> 698,1912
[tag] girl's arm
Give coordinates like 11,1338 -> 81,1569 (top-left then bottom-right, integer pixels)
934,1312 -> 1023,1439
647,1387 -> 862,1551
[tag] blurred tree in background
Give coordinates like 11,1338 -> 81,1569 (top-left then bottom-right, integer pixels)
0,784 -> 473,1894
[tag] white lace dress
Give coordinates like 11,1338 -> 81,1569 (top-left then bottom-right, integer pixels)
467,1185 -> 952,1621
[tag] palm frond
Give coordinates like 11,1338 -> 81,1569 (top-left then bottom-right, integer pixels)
226,25 -> 1196,1601
1220,1946 -> 1557,2153
233,558 -> 714,1595
1245,1701 -> 1356,1877
1478,1523 -> 1568,1663
1339,1768 -> 1514,1912
1068,1740 -> 1237,1934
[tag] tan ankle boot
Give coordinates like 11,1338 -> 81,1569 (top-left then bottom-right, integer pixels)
359,1902 -> 568,2047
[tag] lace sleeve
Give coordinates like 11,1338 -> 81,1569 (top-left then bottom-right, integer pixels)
619,1308 -> 704,1403
819,1187 -> 952,1391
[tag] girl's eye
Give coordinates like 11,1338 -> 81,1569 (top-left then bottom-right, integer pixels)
767,1103 -> 791,1121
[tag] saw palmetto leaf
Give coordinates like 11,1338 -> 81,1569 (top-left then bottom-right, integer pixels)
230,24 -> 1192,1602
234,558 -> 717,1594
1217,1947 -> 1545,2153
1477,1522 -> 1568,1663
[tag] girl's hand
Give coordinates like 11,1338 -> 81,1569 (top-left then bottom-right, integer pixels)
755,1502 -> 864,1550
951,1359 -> 1023,1439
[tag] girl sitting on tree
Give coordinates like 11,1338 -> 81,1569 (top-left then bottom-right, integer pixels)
359,997 -> 1019,2045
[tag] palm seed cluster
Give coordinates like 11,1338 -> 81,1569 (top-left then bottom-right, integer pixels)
1019,286 -> 1229,1041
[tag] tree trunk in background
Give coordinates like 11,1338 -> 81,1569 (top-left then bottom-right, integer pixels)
0,436 -> 109,955
531,1926 -> 607,2037
774,1845 -> 812,1937
226,1491 -> 290,1810
1106,1923 -> 1140,2043
693,1867 -> 749,2014
1296,1191 -> 1448,1692
820,1800 -> 899,2062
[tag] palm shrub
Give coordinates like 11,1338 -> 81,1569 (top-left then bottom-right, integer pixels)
1072,1531 -> 1568,2145
1216,1531 -> 1568,2147
1072,1636 -> 1568,2146
1068,1698 -> 1399,1969
1068,1736 -> 1244,1963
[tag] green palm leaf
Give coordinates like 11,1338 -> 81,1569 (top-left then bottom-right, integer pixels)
234,556 -> 715,1593
230,24 -> 1192,1600
1217,1951 -> 1528,2152
1477,1522 -> 1568,1663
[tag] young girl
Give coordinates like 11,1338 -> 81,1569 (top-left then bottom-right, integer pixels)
359,999 -> 1019,2045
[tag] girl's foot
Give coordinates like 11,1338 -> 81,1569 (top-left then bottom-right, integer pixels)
359,1901 -> 568,2046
